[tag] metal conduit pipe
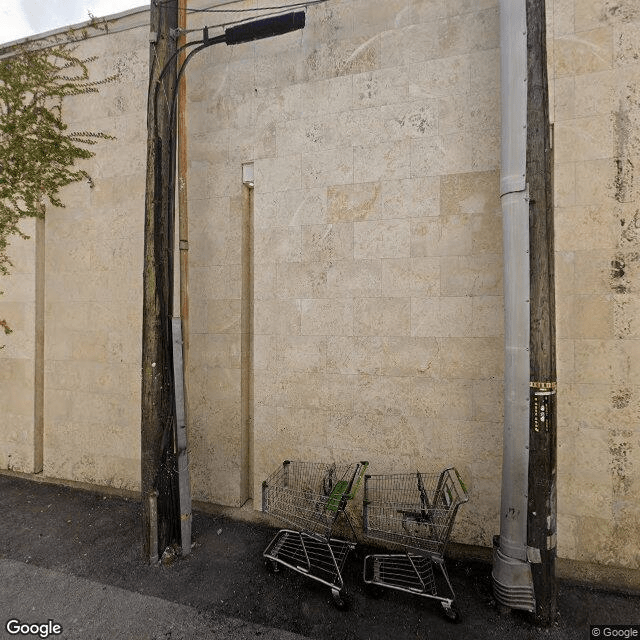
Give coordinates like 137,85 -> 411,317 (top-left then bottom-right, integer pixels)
492,0 -> 535,612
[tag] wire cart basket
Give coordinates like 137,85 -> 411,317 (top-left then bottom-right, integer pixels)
262,460 -> 368,609
362,467 -> 469,621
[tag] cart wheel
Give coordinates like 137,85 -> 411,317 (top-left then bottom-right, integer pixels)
331,589 -> 350,611
264,558 -> 280,574
441,601 -> 461,623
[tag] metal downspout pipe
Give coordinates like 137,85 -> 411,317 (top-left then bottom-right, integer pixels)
492,0 -> 536,612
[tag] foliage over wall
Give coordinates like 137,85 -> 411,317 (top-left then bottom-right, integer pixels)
0,42 -> 115,339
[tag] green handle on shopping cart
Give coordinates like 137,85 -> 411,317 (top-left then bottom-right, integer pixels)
325,461 -> 369,512
346,461 -> 369,500
325,480 -> 349,512
455,469 -> 468,496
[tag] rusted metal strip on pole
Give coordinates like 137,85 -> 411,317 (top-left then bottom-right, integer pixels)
526,0 -> 558,625
142,0 -> 179,562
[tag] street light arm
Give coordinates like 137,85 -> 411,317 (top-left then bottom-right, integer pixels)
153,10 -> 306,136
152,37 -> 206,138
153,8 -> 308,326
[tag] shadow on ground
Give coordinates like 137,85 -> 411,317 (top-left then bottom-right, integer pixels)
0,474 -> 638,639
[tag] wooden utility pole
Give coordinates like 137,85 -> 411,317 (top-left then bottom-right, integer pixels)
142,0 -> 179,562
526,0 -> 557,625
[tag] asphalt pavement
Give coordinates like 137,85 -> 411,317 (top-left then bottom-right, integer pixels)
0,473 -> 638,640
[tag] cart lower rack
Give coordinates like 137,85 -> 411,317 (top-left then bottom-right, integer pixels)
362,467 -> 468,621
262,460 -> 368,609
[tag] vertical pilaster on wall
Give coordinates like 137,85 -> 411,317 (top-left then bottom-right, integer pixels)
241,164 -> 254,501
33,215 -> 45,473
526,0 -> 557,626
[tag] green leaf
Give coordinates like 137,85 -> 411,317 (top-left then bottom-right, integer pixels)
0,41 -> 116,329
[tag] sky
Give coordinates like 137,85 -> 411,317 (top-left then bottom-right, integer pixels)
0,0 -> 145,45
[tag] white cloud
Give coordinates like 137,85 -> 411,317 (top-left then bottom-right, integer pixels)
0,1 -> 34,45
89,0 -> 146,19
20,0 -> 88,35
0,0 -> 144,46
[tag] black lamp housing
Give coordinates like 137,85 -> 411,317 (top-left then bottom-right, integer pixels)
224,11 -> 305,46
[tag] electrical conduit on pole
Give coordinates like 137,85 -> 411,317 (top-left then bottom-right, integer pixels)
492,0 -> 536,612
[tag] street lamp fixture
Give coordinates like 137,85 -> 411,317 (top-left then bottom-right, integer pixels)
159,9 -> 306,204
224,11 -> 306,45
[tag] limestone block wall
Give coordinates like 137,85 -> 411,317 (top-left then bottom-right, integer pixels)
0,0 -> 639,575
23,19 -> 147,491
185,44 -> 249,506
0,10 -> 163,491
550,0 -> 640,569
185,0 -> 504,541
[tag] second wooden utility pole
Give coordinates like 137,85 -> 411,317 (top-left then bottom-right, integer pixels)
142,0 -> 179,562
526,0 -> 557,625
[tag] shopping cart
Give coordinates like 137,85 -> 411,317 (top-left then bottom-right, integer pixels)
262,460 -> 368,609
362,467 -> 468,621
